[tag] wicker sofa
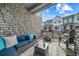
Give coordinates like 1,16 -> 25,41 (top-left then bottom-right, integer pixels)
14,34 -> 36,54
0,34 -> 36,56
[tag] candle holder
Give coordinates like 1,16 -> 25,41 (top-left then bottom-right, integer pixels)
43,36 -> 45,47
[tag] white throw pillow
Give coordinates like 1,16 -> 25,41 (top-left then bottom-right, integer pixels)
4,35 -> 18,48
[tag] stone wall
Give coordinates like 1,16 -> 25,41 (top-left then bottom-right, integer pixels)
0,4 -> 43,38
75,29 -> 79,55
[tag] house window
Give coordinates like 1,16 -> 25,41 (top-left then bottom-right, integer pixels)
58,20 -> 61,23
54,22 -> 56,24
77,18 -> 79,21
67,19 -> 69,23
49,27 -> 52,31
55,26 -> 57,31
70,25 -> 73,30
69,18 -> 72,23
44,27 -> 47,30
64,26 -> 66,30
0,27 -> 1,30
64,19 -> 67,23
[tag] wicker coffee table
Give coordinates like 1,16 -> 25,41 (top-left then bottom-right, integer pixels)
34,43 -> 49,56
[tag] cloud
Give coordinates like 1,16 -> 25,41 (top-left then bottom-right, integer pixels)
56,3 -> 73,14
62,5 -> 73,11
42,14 -> 56,22
56,3 -> 62,11
64,13 -> 72,16
47,15 -> 55,19
48,15 -> 51,17
46,9 -> 49,13
59,11 -> 64,13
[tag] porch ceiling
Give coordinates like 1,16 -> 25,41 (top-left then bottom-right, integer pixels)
24,3 -> 57,14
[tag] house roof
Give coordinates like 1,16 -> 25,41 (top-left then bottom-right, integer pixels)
44,19 -> 53,23
63,12 -> 79,18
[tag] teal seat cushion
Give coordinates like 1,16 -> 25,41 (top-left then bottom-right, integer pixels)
14,41 -> 28,49
0,36 -> 6,51
28,33 -> 34,42
0,47 -> 18,56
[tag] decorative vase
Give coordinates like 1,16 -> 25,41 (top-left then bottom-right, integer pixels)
43,37 -> 45,47
37,43 -> 38,46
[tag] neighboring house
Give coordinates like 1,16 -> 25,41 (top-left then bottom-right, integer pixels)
63,13 -> 79,31
43,19 -> 53,31
52,16 -> 63,31
43,16 -> 63,31
43,13 -> 79,32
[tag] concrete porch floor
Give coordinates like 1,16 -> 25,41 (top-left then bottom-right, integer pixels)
20,38 -> 75,56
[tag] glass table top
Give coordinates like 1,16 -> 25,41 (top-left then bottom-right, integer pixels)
36,43 -> 48,49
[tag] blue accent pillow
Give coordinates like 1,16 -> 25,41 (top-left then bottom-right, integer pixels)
0,36 -> 6,51
17,35 -> 26,42
28,33 -> 34,42
33,35 -> 36,39
25,35 -> 29,41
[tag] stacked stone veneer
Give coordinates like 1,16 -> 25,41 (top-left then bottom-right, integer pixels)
0,4 -> 43,37
75,30 -> 79,56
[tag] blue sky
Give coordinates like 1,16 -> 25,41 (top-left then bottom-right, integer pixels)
42,3 -> 79,22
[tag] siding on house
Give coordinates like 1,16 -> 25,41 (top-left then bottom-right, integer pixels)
52,16 -> 63,31
43,16 -> 63,31
63,13 -> 79,24
63,13 -> 79,31
74,14 -> 79,24
43,19 -> 53,31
